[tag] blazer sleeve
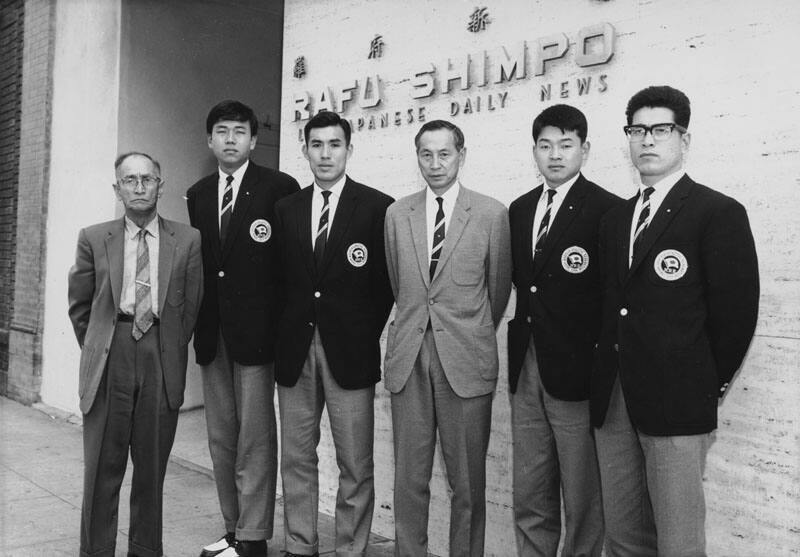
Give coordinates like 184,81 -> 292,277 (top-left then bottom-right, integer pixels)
701,199 -> 759,388
384,206 -> 400,300
183,228 -> 204,338
487,206 -> 513,327
371,196 -> 396,331
67,228 -> 95,348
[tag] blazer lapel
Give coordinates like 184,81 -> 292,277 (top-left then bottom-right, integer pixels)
535,177 -> 586,277
320,178 -> 358,276
222,163 -> 256,258
407,190 -> 430,288
433,187 -> 471,281
157,217 -> 176,313
627,175 -> 692,278
617,198 -> 636,285
105,218 -> 126,311
295,186 -> 315,279
519,186 -> 540,278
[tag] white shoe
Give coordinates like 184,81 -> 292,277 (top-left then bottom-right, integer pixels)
200,533 -> 235,557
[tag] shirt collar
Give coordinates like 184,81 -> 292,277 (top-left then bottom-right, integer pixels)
124,215 -> 159,239
543,172 -> 580,200
640,168 -> 684,195
219,159 -> 249,182
314,174 -> 347,198
427,181 -> 461,206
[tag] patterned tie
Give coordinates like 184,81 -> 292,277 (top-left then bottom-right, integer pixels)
132,229 -> 153,340
534,188 -> 557,257
632,186 -> 655,259
314,190 -> 332,268
220,174 -> 233,243
429,197 -> 445,279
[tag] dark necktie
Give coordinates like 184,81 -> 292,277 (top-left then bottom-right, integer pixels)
132,229 -> 153,340
429,197 -> 445,279
534,188 -> 557,257
314,190 -> 332,268
632,186 -> 655,259
220,174 -> 233,243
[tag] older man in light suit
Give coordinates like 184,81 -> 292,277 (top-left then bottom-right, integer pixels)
384,120 -> 512,557
68,152 -> 203,557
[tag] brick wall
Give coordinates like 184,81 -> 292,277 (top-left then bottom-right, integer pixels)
0,0 -> 25,395
6,0 -> 55,404
281,1 -> 800,554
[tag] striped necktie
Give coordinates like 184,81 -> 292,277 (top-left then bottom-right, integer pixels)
314,190 -> 332,268
132,229 -> 153,340
429,196 -> 445,279
220,174 -> 233,243
632,186 -> 655,259
534,188 -> 557,258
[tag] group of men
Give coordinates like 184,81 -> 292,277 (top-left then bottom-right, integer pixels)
68,84 -> 759,557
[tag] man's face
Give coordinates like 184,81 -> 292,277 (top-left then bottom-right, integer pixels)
113,155 -> 162,217
629,106 -> 690,185
416,128 -> 465,195
533,126 -> 589,188
302,125 -> 352,189
207,119 -> 257,173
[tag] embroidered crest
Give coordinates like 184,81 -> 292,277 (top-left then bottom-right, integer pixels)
249,219 -> 271,243
654,249 -> 688,280
561,246 -> 589,274
347,243 -> 368,267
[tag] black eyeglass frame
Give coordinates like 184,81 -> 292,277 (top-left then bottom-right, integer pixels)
623,123 -> 688,141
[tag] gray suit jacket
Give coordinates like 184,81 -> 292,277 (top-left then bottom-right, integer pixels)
68,216 -> 203,413
383,185 -> 512,398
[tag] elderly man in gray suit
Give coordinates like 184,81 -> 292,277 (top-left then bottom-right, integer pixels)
384,120 -> 512,557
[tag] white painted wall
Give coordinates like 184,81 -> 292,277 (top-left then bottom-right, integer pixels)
281,1 -> 800,555
40,0 -> 122,414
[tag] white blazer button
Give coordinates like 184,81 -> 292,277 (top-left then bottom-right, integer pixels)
314,291 -> 321,298
218,271 -> 225,278
530,286 -> 537,293
620,308 -> 628,316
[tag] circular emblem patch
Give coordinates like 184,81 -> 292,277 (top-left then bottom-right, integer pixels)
347,243 -> 368,267
249,219 -> 271,243
561,246 -> 589,274
654,249 -> 688,281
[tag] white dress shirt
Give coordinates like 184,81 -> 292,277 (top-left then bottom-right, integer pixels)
119,216 -> 159,317
311,174 -> 347,248
531,173 -> 579,260
426,182 -> 461,260
217,159 -> 249,228
628,169 -> 685,264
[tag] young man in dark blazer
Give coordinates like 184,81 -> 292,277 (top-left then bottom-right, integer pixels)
507,104 -> 621,557
186,100 -> 300,557
272,111 -> 394,557
591,86 -> 759,556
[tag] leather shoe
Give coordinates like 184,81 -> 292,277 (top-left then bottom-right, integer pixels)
200,532 -> 235,557
218,539 -> 267,557
284,553 -> 319,557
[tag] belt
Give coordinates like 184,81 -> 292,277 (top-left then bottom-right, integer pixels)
117,313 -> 160,325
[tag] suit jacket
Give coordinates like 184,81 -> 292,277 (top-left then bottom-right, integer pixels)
383,185 -> 512,398
186,161 -> 299,366
591,174 -> 759,435
273,177 -> 395,389
67,216 -> 203,414
507,174 -> 622,399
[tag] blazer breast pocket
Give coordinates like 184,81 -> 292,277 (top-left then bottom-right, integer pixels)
451,255 -> 484,286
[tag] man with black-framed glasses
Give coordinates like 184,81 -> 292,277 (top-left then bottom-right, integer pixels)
68,152 -> 203,556
591,85 -> 759,556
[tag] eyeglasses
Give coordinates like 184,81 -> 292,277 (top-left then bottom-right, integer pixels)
623,123 -> 687,141
118,175 -> 161,188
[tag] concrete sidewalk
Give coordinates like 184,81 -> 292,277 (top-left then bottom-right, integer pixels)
0,396 -> 399,557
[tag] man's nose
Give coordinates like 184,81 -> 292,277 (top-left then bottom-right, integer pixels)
225,130 -> 236,143
641,129 -> 656,146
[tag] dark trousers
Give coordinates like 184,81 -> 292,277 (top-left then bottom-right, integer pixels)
80,322 -> 178,557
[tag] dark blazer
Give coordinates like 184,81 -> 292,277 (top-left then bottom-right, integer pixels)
508,174 -> 621,400
591,174 -> 759,435
186,161 -> 300,366
67,217 -> 203,413
273,177 -> 394,389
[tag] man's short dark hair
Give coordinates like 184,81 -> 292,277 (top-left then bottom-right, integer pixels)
114,151 -> 161,175
304,111 -> 352,146
532,104 -> 588,143
626,85 -> 691,128
414,120 -> 465,152
206,100 -> 259,136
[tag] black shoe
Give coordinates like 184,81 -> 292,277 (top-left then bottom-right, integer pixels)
200,532 -> 236,557
284,552 -> 319,557
234,539 -> 268,557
